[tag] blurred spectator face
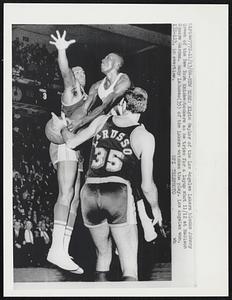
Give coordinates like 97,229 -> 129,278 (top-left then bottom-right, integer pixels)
25,220 -> 32,230
50,222 -> 54,231
72,66 -> 86,87
14,221 -> 21,231
41,223 -> 46,231
34,230 -> 40,238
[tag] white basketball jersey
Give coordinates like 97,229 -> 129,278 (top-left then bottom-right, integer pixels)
98,73 -> 123,101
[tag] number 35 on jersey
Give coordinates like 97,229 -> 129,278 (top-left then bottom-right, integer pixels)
91,147 -> 126,172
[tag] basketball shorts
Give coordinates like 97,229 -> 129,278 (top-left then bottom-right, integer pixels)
49,142 -> 80,169
80,176 -> 137,228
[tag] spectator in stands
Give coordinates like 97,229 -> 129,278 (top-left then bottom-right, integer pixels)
33,222 -> 51,266
12,38 -> 63,88
23,220 -> 35,266
13,220 -> 25,267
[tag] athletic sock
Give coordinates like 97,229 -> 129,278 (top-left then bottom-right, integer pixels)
63,226 -> 73,255
64,209 -> 77,255
51,220 -> 66,251
51,202 -> 69,251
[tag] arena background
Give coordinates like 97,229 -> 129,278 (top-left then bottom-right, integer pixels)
12,24 -> 171,282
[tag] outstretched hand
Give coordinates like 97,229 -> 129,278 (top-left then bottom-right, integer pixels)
49,30 -> 76,50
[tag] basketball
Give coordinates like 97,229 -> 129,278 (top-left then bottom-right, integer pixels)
45,118 -> 64,144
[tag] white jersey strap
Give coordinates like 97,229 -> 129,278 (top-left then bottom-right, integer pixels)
98,73 -> 123,101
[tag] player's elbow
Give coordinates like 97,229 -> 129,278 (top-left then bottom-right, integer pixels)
141,183 -> 152,195
141,181 -> 157,195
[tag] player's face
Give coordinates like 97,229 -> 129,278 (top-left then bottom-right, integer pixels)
101,53 -> 117,73
14,222 -> 21,231
73,67 -> 86,87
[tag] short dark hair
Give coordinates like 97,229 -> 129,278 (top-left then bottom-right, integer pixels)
124,87 -> 148,113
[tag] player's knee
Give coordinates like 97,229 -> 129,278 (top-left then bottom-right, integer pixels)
96,241 -> 111,257
58,187 -> 74,205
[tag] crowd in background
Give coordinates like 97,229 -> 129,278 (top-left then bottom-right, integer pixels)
13,114 -> 58,267
12,38 -> 62,87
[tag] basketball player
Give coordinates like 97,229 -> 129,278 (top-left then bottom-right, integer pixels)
65,87 -> 162,281
49,45 -> 131,141
46,30 -> 131,273
65,51 -> 131,132
46,30 -> 87,273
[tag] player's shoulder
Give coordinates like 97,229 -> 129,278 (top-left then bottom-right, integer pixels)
132,125 -> 155,144
94,114 -> 109,124
90,79 -> 102,91
93,115 -> 110,133
119,73 -> 130,82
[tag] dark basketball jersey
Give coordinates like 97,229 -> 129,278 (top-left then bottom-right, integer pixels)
87,116 -> 141,184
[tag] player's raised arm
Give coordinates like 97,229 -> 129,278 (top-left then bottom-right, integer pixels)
49,30 -> 76,89
138,130 -> 162,226
70,74 -> 131,132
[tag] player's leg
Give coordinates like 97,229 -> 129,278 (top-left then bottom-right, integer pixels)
64,167 -> 82,256
89,224 -> 112,281
111,224 -> 138,280
103,182 -> 138,280
81,183 -> 112,281
51,160 -> 78,249
47,160 -> 83,272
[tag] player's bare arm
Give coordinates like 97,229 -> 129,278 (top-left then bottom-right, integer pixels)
49,30 -> 81,105
69,74 -> 131,132
84,80 -> 102,112
132,127 -> 162,226
64,80 -> 100,133
66,115 -> 108,149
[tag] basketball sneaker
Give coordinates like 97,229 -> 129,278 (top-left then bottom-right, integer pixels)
47,248 -> 84,274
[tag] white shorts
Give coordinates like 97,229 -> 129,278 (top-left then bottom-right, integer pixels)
49,142 -> 80,168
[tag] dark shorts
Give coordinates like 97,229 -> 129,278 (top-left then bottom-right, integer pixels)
80,179 -> 137,228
